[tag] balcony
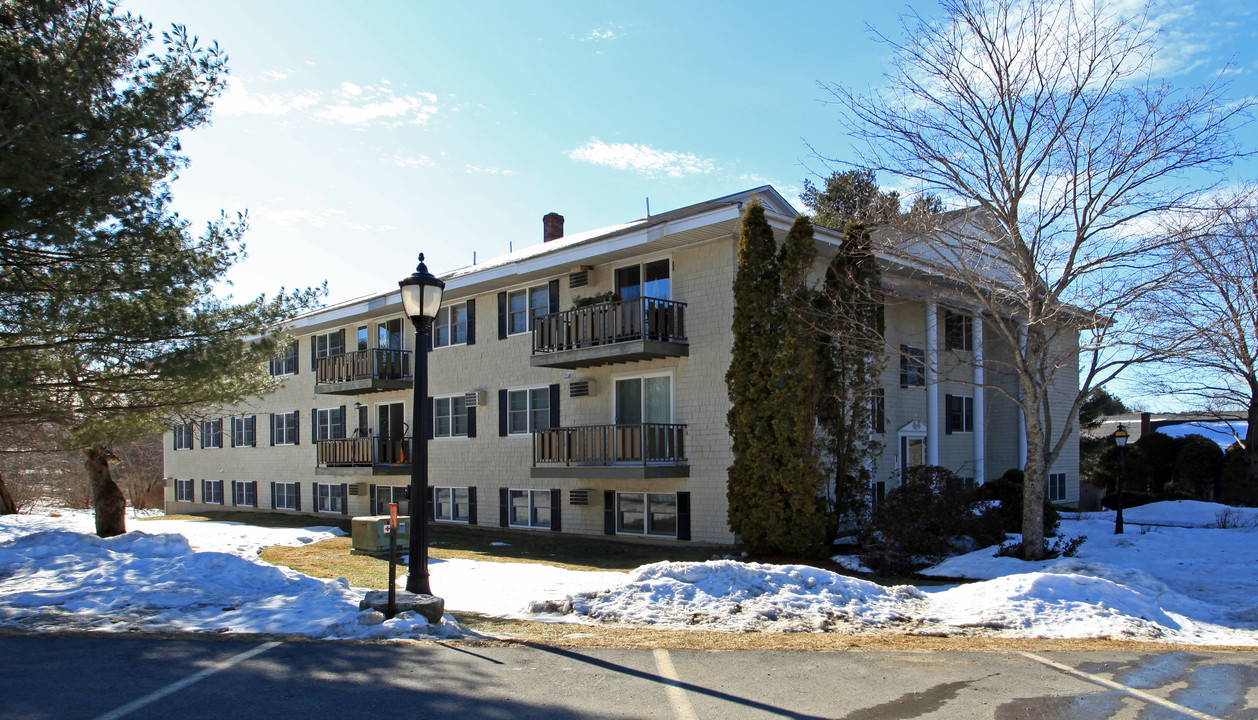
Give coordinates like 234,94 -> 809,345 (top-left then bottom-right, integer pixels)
531,423 -> 689,480
314,349 -> 412,396
315,436 -> 411,476
530,297 -> 688,369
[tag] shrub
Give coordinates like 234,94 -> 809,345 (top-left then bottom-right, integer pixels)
975,468 -> 1061,536
860,466 -> 1004,574
1101,489 -> 1157,510
996,534 -> 1087,559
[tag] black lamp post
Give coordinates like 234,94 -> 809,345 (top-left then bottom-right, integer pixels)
1113,424 -> 1129,535
399,253 -> 444,595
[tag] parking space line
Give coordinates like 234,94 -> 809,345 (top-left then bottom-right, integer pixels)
91,641 -> 283,720
653,648 -> 699,720
1019,651 -> 1222,720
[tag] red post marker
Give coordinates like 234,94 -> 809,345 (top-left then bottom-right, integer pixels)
390,502 -> 399,529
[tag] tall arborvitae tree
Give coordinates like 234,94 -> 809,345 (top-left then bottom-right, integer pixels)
0,0 -> 321,536
768,215 -> 833,555
726,200 -> 783,552
816,222 -> 886,527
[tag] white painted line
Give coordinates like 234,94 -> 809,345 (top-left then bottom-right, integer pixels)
92,641 -> 283,720
653,648 -> 699,720
1019,651 -> 1223,720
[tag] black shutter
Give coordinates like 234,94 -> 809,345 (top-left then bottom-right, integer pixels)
311,336 -> 317,371
311,408 -> 317,444
294,410 -> 300,445
230,419 -> 236,448
270,482 -> 276,510
369,484 -> 377,515
340,483 -> 349,515
550,489 -> 561,532
548,279 -> 559,314
427,487 -> 435,520
677,492 -> 691,541
250,481 -> 257,508
295,483 -> 302,512
466,299 -> 476,345
230,481 -> 237,506
468,487 -> 478,525
549,384 -> 560,428
498,389 -> 508,436
604,490 -> 616,535
338,406 -> 347,439
467,407 -> 476,438
425,397 -> 434,439
497,292 -> 507,340
269,414 -> 275,446
945,395 -> 955,435
199,422 -> 205,449
499,488 -> 509,527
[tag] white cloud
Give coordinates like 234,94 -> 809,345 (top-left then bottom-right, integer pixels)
262,70 -> 290,81
567,139 -> 716,178
391,153 -> 436,169
340,82 -> 363,96
215,80 -> 319,116
316,86 -> 440,126
464,164 -> 513,175
585,26 -> 621,41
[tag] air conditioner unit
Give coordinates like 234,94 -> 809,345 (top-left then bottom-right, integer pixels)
569,489 -> 593,506
569,380 -> 595,399
568,269 -> 591,289
464,391 -> 488,407
347,483 -> 366,496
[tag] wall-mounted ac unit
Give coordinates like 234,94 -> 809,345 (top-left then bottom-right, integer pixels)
569,380 -> 595,399
569,489 -> 594,506
347,483 -> 365,496
568,268 -> 591,289
464,391 -> 488,407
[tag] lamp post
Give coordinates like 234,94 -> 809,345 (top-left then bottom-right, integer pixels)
399,253 -> 444,595
1113,424 -> 1129,535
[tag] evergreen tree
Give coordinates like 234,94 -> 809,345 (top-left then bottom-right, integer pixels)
0,0 -> 321,536
801,169 -> 901,231
725,200 -> 783,553
816,222 -> 886,528
768,215 -> 832,554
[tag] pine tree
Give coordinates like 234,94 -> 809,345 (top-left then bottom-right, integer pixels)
816,222 -> 886,527
0,0 -> 321,535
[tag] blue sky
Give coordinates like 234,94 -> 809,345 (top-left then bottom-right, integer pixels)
123,0 -> 1258,314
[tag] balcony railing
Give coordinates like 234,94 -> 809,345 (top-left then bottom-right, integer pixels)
316,436 -> 411,468
533,423 -> 687,468
315,349 -> 411,385
532,297 -> 687,355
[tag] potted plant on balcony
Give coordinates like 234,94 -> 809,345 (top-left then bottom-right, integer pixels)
572,290 -> 621,308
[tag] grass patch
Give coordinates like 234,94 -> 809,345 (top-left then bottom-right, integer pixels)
261,537 -> 388,589
424,524 -> 721,572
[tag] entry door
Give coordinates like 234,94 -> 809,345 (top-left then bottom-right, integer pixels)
615,376 -> 672,461
377,402 -> 406,464
900,435 -> 926,482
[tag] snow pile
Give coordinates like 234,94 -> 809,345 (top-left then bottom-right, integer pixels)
529,560 -> 925,633
433,557 -> 627,619
0,521 -> 459,640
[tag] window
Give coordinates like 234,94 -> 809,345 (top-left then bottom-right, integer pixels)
899,345 -> 925,387
274,482 -> 299,511
270,342 -> 298,376
617,492 -> 678,537
316,483 -> 346,514
434,395 -> 469,437
434,302 -> 469,347
233,481 -> 256,507
173,423 -> 194,450
312,330 -> 345,372
615,259 -> 670,300
1048,473 -> 1068,502
357,325 -> 369,351
200,419 -> 223,449
507,285 -> 549,335
231,416 -> 256,447
315,407 -> 346,441
378,318 -> 404,351
509,489 -> 551,528
945,311 -> 973,352
174,478 -> 194,502
870,388 -> 886,434
434,487 -> 471,522
507,388 -> 550,434
373,485 -> 409,516
945,394 -> 974,434
272,411 -> 299,446
202,479 -> 223,505
872,481 -> 886,510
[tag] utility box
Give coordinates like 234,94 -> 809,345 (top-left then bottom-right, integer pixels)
350,515 -> 411,556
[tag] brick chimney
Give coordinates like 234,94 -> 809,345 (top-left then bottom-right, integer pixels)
543,212 -> 564,242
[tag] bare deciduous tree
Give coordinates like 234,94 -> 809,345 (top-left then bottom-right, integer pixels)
824,0 -> 1251,558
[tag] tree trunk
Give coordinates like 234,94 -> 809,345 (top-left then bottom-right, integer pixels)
0,471 -> 16,514
1020,371 -> 1047,561
85,446 -> 127,538
1246,389 -> 1258,495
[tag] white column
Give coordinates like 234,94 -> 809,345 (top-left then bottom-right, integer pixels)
926,300 -> 939,466
1018,324 -> 1028,470
973,317 -> 985,484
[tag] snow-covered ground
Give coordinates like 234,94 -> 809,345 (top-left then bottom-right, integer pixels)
0,502 -> 1255,645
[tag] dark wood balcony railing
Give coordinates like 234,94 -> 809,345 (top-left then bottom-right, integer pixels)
533,423 -> 687,467
532,297 -> 687,355
316,436 -> 411,468
315,349 -> 411,385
